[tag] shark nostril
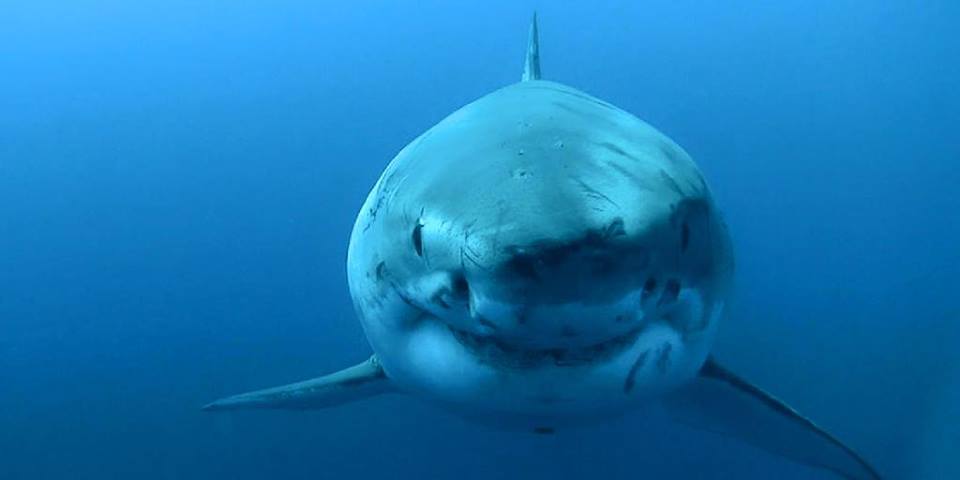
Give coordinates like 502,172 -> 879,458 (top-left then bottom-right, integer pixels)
658,279 -> 681,307
642,277 -> 658,302
451,272 -> 469,298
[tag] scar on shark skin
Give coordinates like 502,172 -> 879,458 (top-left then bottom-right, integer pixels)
656,343 -> 672,374
375,261 -> 386,280
623,350 -> 650,393
477,316 -> 498,331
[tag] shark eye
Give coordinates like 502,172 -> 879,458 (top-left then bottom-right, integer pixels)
412,221 -> 424,257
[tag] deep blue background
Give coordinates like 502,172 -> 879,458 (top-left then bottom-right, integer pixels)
2,1 -> 958,478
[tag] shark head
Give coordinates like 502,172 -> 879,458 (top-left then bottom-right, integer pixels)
347,76 -> 734,422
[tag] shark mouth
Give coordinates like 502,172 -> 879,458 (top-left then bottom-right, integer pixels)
447,324 -> 642,369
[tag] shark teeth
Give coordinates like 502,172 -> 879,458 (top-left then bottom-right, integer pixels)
447,324 -> 641,369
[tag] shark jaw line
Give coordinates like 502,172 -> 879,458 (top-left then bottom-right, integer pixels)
396,282 -> 653,370
394,273 -> 712,373
445,321 -> 645,369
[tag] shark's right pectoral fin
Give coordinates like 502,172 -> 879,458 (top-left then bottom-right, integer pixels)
664,358 -> 882,480
202,355 -> 394,411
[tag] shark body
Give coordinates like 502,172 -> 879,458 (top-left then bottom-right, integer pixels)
204,16 -> 883,480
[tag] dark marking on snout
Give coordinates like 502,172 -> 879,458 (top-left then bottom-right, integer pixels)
656,343 -> 673,374
498,217 -> 642,304
504,251 -> 542,281
624,350 -> 650,393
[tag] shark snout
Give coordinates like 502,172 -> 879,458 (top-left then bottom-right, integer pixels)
445,223 -> 662,346
448,199 -> 723,347
404,193 -> 726,351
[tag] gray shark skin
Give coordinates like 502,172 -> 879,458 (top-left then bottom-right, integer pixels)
203,15 -> 882,480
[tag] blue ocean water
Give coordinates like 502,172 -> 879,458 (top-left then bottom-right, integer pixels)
2,1 -> 958,478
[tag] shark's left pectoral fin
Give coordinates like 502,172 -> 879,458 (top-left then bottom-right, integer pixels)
664,358 -> 882,480
202,355 -> 394,411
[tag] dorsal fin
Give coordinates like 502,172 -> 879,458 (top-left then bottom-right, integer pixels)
521,12 -> 541,81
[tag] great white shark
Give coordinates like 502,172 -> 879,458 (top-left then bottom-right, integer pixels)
204,15 -> 883,479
